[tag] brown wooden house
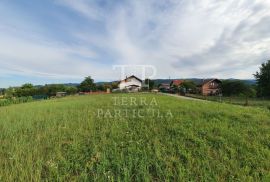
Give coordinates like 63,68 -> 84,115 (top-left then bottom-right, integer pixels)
196,79 -> 222,96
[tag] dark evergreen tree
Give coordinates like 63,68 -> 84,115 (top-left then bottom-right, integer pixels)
254,60 -> 270,97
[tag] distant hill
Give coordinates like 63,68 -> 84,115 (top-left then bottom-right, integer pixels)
94,78 -> 256,89
0,79 -> 256,90
63,83 -> 80,87
152,78 -> 256,87
226,79 -> 256,85
96,82 -> 113,86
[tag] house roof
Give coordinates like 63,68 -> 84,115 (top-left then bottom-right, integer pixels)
159,83 -> 170,88
170,80 -> 184,86
126,84 -> 140,87
159,83 -> 170,86
196,79 -> 221,86
121,75 -> 142,83
159,83 -> 170,87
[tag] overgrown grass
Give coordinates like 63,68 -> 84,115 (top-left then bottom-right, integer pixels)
0,96 -> 33,107
0,93 -> 269,181
186,94 -> 270,109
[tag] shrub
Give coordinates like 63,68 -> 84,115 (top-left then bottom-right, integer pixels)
0,96 -> 33,107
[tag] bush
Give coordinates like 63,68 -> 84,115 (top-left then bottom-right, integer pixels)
0,96 -> 33,107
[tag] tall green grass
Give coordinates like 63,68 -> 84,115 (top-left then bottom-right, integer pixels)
0,96 -> 33,107
0,94 -> 269,181
186,94 -> 270,109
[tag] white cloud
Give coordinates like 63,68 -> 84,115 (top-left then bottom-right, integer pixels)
55,0 -> 104,20
101,0 -> 270,79
1,0 -> 270,87
0,29 -> 104,80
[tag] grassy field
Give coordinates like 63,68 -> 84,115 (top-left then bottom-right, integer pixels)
0,93 -> 269,181
186,94 -> 270,109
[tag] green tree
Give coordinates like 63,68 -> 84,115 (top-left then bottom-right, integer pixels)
96,84 -> 105,91
40,84 -> 66,97
65,86 -> 78,95
254,60 -> 270,97
15,83 -> 37,97
5,87 -> 16,98
221,80 -> 256,97
180,81 -> 196,93
78,76 -> 96,92
0,89 -> 5,96
21,83 -> 34,89
111,82 -> 119,89
144,79 -> 155,90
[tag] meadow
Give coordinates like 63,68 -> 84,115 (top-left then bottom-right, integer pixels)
0,93 -> 269,181
0,96 -> 33,107
186,94 -> 270,109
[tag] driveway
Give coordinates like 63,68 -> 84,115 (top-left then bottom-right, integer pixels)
159,93 -> 208,102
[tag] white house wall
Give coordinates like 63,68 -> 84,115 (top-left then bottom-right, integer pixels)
119,78 -> 142,90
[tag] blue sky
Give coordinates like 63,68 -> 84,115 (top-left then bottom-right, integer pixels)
0,0 -> 270,87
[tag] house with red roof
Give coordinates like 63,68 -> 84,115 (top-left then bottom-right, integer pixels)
170,80 -> 184,87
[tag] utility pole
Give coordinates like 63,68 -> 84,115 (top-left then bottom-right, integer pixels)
146,78 -> 150,91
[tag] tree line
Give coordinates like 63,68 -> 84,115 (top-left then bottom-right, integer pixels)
0,60 -> 270,99
222,60 -> 270,98
159,60 -> 270,98
1,76 -> 118,99
3,83 -> 78,98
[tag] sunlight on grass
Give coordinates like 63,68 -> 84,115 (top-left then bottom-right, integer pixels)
0,94 -> 269,181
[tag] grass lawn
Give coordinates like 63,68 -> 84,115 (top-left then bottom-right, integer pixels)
0,93 -> 269,181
